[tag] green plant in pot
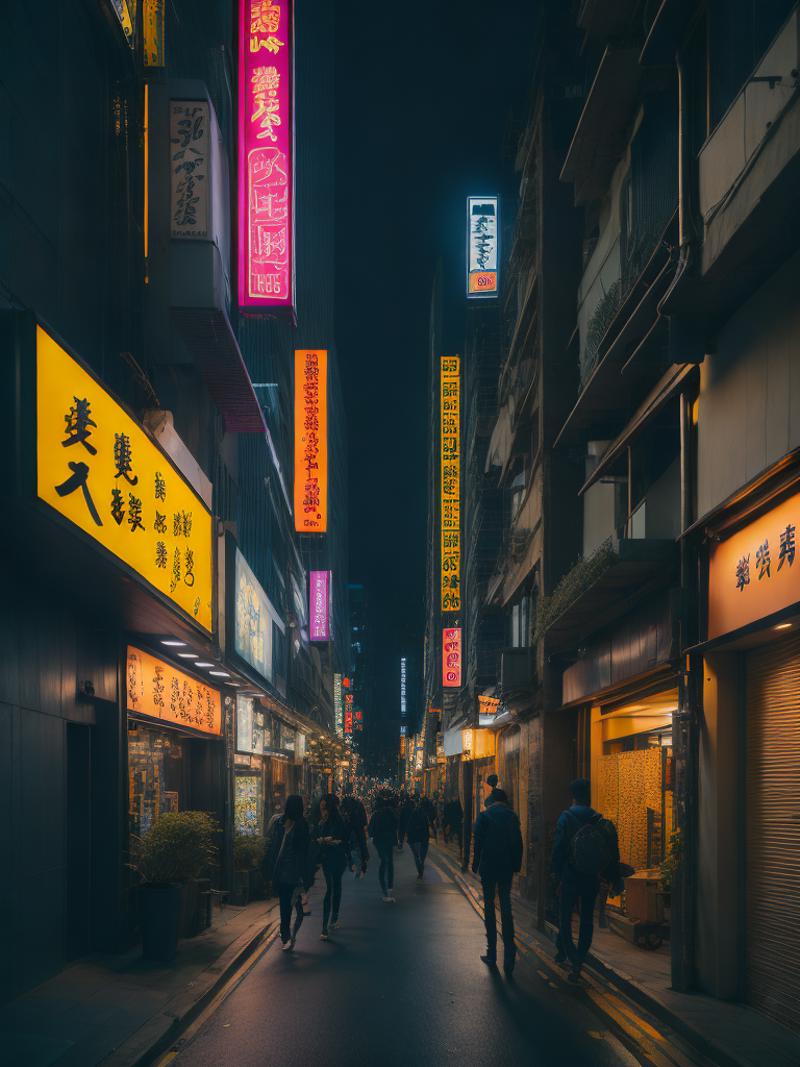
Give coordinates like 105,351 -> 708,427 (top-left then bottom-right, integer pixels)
234,834 -> 266,872
131,811 -> 220,963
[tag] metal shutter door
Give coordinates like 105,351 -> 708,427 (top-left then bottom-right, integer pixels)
746,637 -> 800,1031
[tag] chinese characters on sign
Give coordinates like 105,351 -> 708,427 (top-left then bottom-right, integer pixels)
441,357 -> 461,612
467,196 -> 499,298
170,101 -> 209,238
333,672 -> 343,736
708,492 -> 800,640
37,327 -> 213,632
442,627 -> 462,688
294,350 -> 328,532
309,570 -> 331,641
237,0 -> 294,309
127,647 -> 221,735
344,691 -> 354,735
400,656 -> 407,715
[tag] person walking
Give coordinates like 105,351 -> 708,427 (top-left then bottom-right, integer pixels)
398,794 -> 415,851
264,794 -> 312,952
402,796 -> 431,880
443,795 -> 463,846
368,794 -> 399,902
472,788 -> 523,975
314,793 -> 348,940
551,778 -> 620,983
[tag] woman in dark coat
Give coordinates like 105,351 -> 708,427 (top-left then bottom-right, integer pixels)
314,794 -> 348,940
266,794 -> 312,951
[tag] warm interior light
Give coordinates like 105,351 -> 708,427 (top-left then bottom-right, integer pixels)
774,622 -> 793,630
161,640 -> 186,647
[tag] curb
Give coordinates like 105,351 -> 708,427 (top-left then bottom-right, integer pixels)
101,904 -> 279,1067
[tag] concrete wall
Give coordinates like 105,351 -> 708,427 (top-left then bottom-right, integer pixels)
697,248 -> 800,519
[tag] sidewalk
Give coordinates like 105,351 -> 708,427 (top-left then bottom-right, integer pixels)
0,898 -> 278,1067
432,842 -> 800,1067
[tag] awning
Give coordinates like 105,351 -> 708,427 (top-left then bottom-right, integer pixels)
580,363 -> 697,494
443,725 -> 465,757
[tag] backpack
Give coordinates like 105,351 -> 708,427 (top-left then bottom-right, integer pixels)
568,812 -> 616,877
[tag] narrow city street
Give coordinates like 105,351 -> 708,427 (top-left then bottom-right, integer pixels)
168,847 -> 692,1067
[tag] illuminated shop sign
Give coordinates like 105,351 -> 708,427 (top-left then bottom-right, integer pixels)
344,691 -> 354,734
309,570 -> 331,641
333,672 -> 344,736
441,356 -> 461,612
143,0 -> 165,66
708,491 -> 800,640
234,548 -> 284,683
466,196 -> 499,298
36,326 -> 213,632
237,0 -> 294,310
294,350 -> 328,533
478,694 -> 500,727
400,656 -> 407,715
442,627 -> 462,688
127,646 -> 221,735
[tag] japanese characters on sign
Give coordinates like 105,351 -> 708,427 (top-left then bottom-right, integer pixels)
237,0 -> 294,309
333,673 -> 343,736
37,327 -> 213,631
442,627 -> 462,688
708,491 -> 800,640
294,350 -> 328,533
467,196 -> 499,298
400,656 -> 407,715
170,101 -> 209,238
143,0 -> 165,66
309,570 -> 331,641
441,357 -> 461,612
234,548 -> 284,683
127,646 -> 221,735
478,694 -> 500,726
344,691 -> 354,735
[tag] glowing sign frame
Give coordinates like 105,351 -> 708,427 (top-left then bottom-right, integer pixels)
466,196 -> 499,299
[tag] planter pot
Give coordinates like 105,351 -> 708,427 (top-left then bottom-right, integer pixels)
141,883 -> 182,963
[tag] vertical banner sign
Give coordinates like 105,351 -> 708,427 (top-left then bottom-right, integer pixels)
237,0 -> 294,310
467,196 -> 499,298
309,570 -> 331,640
400,656 -> 407,716
441,357 -> 461,612
143,0 -> 165,66
170,101 -> 210,239
294,350 -> 328,532
442,627 -> 462,688
333,673 -> 343,736
344,691 -> 354,734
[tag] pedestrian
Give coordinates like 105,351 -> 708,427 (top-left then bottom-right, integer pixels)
483,773 -> 502,809
402,796 -> 431,880
420,795 -> 438,840
443,795 -> 463,846
314,793 -> 348,940
472,787 -> 523,975
349,794 -> 370,878
398,793 -> 415,850
551,777 -> 620,983
264,794 -> 312,952
368,794 -> 399,902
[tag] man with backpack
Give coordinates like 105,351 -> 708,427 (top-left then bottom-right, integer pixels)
551,778 -> 620,983
472,788 -> 524,975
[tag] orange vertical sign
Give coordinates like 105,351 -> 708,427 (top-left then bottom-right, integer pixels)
294,349 -> 328,533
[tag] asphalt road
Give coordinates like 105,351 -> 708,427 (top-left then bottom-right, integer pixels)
172,848 -> 645,1067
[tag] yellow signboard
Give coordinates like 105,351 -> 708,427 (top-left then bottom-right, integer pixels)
36,326 -> 213,632
126,646 -> 222,735
441,356 -> 461,611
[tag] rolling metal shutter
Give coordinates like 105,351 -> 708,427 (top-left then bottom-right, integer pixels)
746,636 -> 800,1031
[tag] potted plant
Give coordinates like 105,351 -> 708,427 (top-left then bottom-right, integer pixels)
232,834 -> 266,904
131,811 -> 219,962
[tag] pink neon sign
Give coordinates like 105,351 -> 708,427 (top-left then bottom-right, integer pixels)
237,0 -> 294,310
309,570 -> 330,641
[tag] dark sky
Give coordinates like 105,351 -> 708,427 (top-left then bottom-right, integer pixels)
335,2 -> 542,744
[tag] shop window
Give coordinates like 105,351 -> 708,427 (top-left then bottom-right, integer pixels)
128,725 -> 185,837
510,593 -> 531,648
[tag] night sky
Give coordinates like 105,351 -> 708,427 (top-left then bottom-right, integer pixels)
335,2 -> 542,745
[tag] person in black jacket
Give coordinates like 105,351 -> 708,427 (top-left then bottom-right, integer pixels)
314,794 -> 348,940
368,794 -> 399,902
472,788 -> 523,975
402,796 -> 431,880
265,794 -> 312,952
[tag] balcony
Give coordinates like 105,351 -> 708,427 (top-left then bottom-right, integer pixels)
154,80 -> 265,433
694,8 -> 800,319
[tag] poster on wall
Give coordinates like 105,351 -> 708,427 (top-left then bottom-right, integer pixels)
237,0 -> 294,310
234,774 -> 264,836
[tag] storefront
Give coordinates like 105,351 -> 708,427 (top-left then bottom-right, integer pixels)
698,477 -> 800,1030
126,646 -> 225,838
234,692 -> 302,832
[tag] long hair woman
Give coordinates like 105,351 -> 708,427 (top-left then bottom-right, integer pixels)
314,793 -> 348,940
267,793 -> 311,951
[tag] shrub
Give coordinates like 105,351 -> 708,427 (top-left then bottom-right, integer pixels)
234,834 -> 266,871
131,811 -> 220,885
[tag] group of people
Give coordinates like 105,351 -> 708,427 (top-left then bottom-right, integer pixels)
262,790 -> 441,949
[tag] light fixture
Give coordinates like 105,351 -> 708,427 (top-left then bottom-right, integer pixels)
161,639 -> 186,647
228,682 -> 241,687
774,622 -> 793,631
209,670 -> 231,678
178,652 -> 198,659
195,661 -> 215,668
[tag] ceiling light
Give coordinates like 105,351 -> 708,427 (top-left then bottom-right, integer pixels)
228,682 -> 241,687
177,653 -> 198,659
209,670 -> 231,678
774,622 -> 793,631
195,661 -> 215,668
161,639 -> 186,647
